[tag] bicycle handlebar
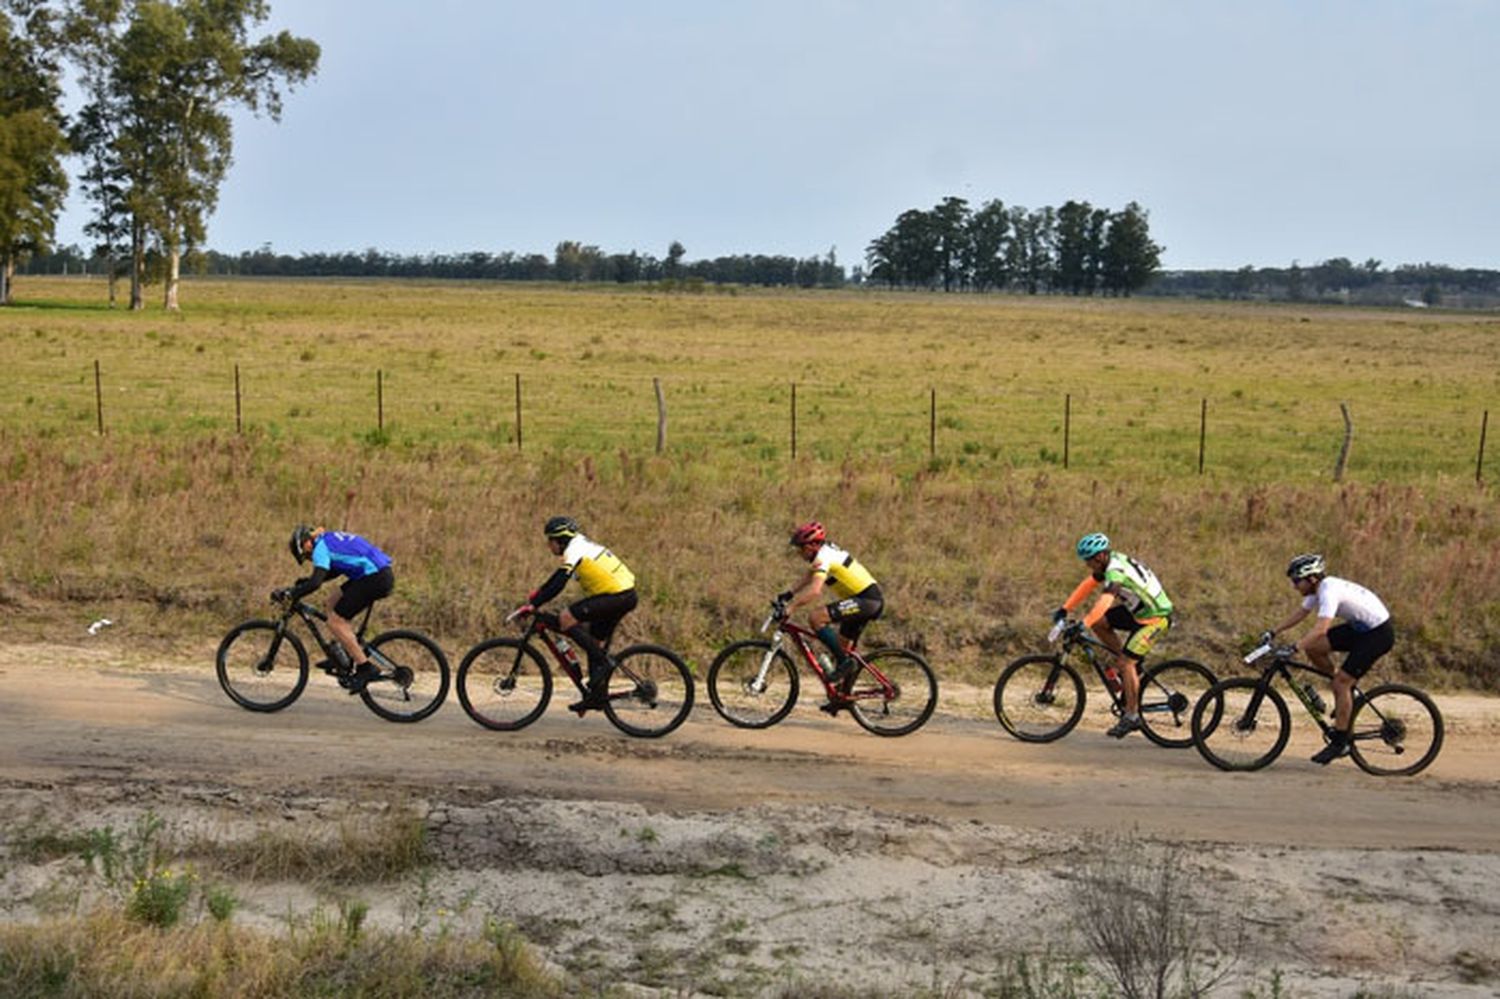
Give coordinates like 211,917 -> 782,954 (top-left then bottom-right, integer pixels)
760,598 -> 787,634
1244,641 -> 1298,666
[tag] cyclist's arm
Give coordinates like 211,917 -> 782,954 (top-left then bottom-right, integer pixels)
1294,614 -> 1335,655
287,567 -> 329,601
1082,589 -> 1115,629
786,570 -> 825,612
530,568 -> 571,607
1269,605 -> 1312,637
1061,576 -> 1098,615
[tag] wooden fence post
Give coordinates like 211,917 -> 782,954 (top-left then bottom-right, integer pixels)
1063,393 -> 1071,469
514,373 -> 522,451
376,369 -> 384,432
929,388 -> 936,458
653,377 -> 666,454
1478,410 -> 1489,484
790,382 -> 797,460
1333,402 -> 1353,482
94,360 -> 104,435
1198,398 -> 1207,474
234,363 -> 242,434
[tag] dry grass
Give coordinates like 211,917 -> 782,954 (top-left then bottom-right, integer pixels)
0,910 -> 560,998
2,278 -> 1498,686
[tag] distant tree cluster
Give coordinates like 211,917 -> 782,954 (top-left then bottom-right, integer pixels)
0,0 -> 318,310
23,239 -> 849,289
864,196 -> 1163,296
1147,258 -> 1500,308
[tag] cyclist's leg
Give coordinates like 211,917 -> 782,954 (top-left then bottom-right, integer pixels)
1103,606 -> 1147,715
1120,614 -> 1169,715
569,591 -> 638,691
826,594 -> 882,688
1328,621 -> 1394,730
331,568 -> 394,666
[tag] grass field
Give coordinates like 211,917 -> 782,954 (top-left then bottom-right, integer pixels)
2,277 -> 1498,685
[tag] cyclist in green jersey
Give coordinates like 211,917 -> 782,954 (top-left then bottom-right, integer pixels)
1052,532 -> 1175,738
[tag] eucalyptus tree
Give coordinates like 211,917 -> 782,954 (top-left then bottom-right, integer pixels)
1099,201 -> 1162,296
964,198 -> 1010,292
0,0 -> 69,305
68,0 -> 318,309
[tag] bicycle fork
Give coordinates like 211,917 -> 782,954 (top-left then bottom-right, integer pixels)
746,635 -> 785,694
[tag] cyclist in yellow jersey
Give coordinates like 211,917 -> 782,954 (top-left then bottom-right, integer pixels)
782,521 -> 884,687
514,516 -> 638,710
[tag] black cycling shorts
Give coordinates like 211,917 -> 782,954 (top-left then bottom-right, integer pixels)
828,585 -> 884,645
334,566 -> 394,620
569,589 -> 638,648
1328,620 -> 1394,678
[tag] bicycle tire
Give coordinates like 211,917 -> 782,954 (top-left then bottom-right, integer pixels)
1138,659 -> 1218,749
848,648 -> 938,737
1191,678 -> 1290,772
706,639 -> 800,729
358,629 -> 450,723
456,637 -> 553,731
1348,683 -> 1444,777
992,654 -> 1086,742
601,643 -> 695,739
215,620 -> 309,712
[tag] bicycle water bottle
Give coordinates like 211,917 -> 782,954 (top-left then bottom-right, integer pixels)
1303,683 -> 1327,715
815,648 -> 835,673
1103,665 -> 1122,695
331,643 -> 352,671
555,634 -> 580,666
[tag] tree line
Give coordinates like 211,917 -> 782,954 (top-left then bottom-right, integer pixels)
863,195 -> 1163,295
1145,259 -> 1500,309
0,0 -> 318,309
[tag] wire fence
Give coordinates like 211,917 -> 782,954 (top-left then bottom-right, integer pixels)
7,359 -> 1494,483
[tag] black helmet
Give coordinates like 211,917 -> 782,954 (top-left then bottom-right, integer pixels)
544,516 -> 581,541
1286,553 -> 1326,581
289,524 -> 315,564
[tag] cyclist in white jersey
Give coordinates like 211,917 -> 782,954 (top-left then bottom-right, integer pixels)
1264,553 -> 1394,765
782,521 -> 884,691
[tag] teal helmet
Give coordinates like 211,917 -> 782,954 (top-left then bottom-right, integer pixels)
1075,532 -> 1110,559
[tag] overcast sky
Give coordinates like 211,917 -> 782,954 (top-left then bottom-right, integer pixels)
52,0 -> 1500,270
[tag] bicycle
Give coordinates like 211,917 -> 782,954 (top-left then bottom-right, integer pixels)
992,619 -> 1216,746
216,596 -> 449,723
455,608 -> 694,739
706,597 -> 938,737
1190,638 -> 1444,776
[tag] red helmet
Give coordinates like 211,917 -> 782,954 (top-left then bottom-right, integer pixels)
789,521 -> 826,547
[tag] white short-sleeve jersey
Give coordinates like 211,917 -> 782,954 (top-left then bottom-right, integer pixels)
1303,576 -> 1389,632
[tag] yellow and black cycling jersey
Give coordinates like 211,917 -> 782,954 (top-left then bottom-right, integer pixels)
809,541 -> 877,599
559,535 -> 636,596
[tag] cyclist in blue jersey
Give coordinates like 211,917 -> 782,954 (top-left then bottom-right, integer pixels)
274,525 -> 395,694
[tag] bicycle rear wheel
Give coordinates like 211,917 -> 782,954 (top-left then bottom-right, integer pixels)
1348,683 -> 1444,777
1138,659 -> 1217,748
359,630 -> 450,723
602,644 -> 694,738
707,639 -> 799,728
992,655 -> 1086,742
848,649 -> 937,737
456,637 -> 553,731
1191,678 -> 1290,772
216,620 -> 309,712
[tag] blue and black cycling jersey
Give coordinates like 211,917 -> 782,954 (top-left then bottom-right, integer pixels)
310,532 -> 392,580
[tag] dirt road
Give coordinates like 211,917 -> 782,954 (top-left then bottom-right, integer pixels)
5,643 -> 1500,995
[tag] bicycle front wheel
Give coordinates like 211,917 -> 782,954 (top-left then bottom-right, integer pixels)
707,639 -> 799,729
359,630 -> 450,723
1191,678 -> 1290,772
216,620 -> 309,712
1138,659 -> 1218,748
1349,683 -> 1444,777
992,655 -> 1085,742
456,638 -> 553,731
602,644 -> 695,738
848,649 -> 938,737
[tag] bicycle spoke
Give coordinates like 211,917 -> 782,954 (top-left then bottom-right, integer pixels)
1348,684 -> 1444,777
457,638 -> 551,731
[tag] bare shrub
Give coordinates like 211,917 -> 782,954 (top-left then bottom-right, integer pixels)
1068,833 -> 1239,999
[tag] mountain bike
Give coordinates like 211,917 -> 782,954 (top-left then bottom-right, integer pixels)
455,608 -> 694,739
216,596 -> 449,723
1190,639 -> 1444,776
992,619 -> 1216,747
707,597 -> 938,737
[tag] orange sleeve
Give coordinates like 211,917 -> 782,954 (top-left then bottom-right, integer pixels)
1082,591 -> 1115,628
1062,576 -> 1097,613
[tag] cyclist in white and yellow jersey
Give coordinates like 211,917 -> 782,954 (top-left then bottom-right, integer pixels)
782,521 -> 884,687
1053,532 -> 1175,739
515,516 -> 638,710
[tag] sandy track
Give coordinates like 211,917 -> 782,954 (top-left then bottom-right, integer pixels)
6,644 -> 1500,995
